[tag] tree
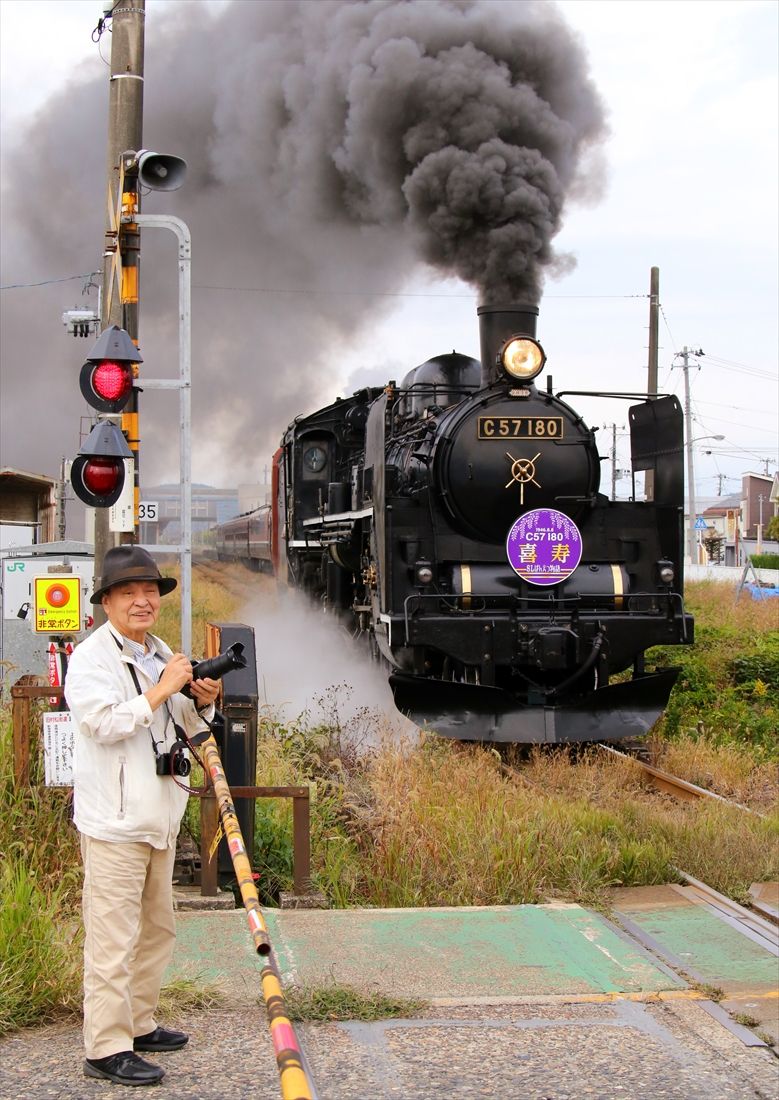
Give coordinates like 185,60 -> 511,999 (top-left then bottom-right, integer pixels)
702,534 -> 725,563
764,515 -> 779,542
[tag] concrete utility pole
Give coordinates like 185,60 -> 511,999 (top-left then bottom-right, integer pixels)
57,458 -> 68,541
94,0 -> 145,624
674,346 -> 704,566
647,267 -> 660,399
603,423 -> 624,500
644,266 -> 660,502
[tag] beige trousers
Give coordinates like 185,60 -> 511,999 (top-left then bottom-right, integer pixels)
80,834 -> 176,1059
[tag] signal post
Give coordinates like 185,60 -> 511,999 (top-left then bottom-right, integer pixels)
74,0 -> 187,633
90,0 -> 146,623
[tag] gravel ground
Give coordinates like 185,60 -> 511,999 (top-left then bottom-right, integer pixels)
1,999 -> 777,1100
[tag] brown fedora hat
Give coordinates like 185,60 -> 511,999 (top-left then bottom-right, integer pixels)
91,545 -> 177,604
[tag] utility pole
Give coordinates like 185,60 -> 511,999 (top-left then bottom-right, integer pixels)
644,266 -> 660,502
93,0 -> 145,624
757,493 -> 765,553
673,346 -> 704,565
57,458 -> 68,541
716,473 -> 727,496
603,423 -> 624,500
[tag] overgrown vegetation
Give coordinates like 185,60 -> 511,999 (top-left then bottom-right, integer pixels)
283,983 -> 426,1022
648,581 -> 779,758
1,577 -> 776,1035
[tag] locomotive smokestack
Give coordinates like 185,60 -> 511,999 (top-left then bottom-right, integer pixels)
478,304 -> 539,387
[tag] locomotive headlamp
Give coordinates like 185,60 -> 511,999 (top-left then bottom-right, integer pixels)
657,561 -> 675,586
500,336 -> 546,381
414,560 -> 434,586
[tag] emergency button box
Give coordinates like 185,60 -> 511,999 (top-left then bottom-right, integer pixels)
33,575 -> 82,634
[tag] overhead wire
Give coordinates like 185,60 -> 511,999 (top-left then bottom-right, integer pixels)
0,271 -> 101,291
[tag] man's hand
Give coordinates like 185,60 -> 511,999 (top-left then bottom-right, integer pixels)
189,676 -> 220,710
158,653 -> 194,696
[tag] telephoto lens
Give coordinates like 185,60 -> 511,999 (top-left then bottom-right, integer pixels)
179,642 -> 247,698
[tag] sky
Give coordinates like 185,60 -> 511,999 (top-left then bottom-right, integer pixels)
0,0 -> 777,536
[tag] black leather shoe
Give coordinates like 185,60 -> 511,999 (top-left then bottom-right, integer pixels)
84,1051 -> 165,1086
134,1026 -> 189,1052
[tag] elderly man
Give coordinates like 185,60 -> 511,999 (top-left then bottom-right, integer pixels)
65,546 -> 220,1087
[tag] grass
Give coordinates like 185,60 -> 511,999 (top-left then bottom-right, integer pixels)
282,983 -> 427,1022
0,859 -> 82,1035
649,580 -> 779,757
1,575 -> 777,1034
156,975 -> 224,1017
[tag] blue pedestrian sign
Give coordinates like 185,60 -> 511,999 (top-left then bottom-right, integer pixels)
694,517 -> 707,530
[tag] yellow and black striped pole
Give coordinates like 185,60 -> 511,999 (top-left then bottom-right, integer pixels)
199,734 -> 317,1100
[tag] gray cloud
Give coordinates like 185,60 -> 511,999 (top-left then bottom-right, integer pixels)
1,0 -> 605,490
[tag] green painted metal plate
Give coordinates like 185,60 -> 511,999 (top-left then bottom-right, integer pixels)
172,904 -> 685,998
613,901 -> 778,989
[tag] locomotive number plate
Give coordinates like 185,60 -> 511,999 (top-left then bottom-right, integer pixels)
478,416 -> 564,439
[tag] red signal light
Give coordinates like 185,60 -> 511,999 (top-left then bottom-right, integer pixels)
82,457 -> 124,496
92,360 -> 133,403
79,359 -> 134,413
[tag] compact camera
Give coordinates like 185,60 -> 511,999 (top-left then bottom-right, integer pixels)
155,748 -> 191,778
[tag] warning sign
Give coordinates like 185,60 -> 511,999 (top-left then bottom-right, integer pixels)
33,575 -> 82,634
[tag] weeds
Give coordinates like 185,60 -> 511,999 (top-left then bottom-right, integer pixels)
0,859 -> 82,1036
157,975 -> 224,1017
650,581 -> 779,757
283,983 -> 426,1022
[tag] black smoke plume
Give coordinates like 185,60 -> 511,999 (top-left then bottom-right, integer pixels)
0,0 -> 606,489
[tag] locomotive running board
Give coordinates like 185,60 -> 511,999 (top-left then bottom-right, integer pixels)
388,669 -> 681,744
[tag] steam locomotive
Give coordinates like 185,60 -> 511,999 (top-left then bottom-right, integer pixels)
220,304 -> 693,743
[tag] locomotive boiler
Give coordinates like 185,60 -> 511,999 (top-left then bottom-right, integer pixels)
273,303 -> 693,743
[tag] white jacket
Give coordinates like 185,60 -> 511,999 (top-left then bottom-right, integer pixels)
65,622 -> 208,848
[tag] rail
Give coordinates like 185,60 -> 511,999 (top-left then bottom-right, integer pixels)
598,744 -> 762,816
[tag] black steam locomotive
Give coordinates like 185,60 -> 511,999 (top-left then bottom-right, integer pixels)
267,303 -> 694,743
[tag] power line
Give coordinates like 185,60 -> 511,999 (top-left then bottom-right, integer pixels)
0,271 -> 101,291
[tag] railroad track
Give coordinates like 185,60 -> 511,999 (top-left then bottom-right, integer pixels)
193,558 -> 276,603
597,743 -> 762,816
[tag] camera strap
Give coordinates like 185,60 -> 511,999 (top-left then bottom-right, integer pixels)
125,660 -> 170,763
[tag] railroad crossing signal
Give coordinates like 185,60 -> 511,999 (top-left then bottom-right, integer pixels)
71,325 -> 138,507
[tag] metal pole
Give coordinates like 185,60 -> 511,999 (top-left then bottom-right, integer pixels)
610,423 -> 617,500
94,0 -> 145,625
132,213 -> 192,654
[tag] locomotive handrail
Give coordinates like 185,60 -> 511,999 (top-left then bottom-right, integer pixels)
401,589 -> 686,645
555,389 -> 673,401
